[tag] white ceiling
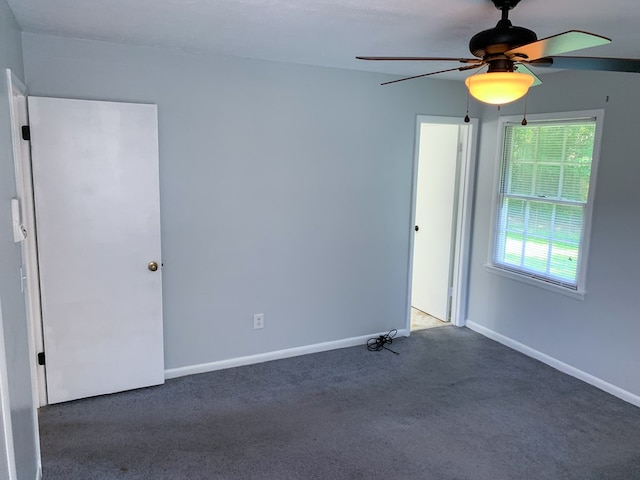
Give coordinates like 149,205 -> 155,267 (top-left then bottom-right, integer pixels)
7,0 -> 640,80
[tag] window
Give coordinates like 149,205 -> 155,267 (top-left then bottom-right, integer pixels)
489,111 -> 603,295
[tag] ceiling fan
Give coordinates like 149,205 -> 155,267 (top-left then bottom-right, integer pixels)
357,0 -> 640,105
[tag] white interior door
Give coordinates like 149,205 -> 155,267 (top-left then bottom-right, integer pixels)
28,97 -> 164,404
411,123 -> 461,321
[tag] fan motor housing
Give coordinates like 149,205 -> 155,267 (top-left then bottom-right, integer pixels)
469,22 -> 537,58
491,0 -> 523,10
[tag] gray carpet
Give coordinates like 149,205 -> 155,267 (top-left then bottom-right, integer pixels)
39,327 -> 640,479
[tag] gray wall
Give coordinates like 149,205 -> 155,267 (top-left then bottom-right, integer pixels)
22,33 -> 475,370
468,70 -> 640,398
0,0 -> 39,479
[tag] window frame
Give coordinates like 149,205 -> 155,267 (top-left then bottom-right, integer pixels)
485,110 -> 605,299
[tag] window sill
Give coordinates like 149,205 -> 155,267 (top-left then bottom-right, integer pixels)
483,264 -> 586,301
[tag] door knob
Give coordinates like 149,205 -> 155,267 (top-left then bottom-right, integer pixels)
415,225 -> 419,232
148,261 -> 159,272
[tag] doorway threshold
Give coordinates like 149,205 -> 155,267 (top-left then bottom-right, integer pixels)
411,307 -> 448,331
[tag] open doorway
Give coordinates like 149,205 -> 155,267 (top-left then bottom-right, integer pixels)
407,116 -> 478,332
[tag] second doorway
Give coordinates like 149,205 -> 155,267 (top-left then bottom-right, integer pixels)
409,117 -> 477,331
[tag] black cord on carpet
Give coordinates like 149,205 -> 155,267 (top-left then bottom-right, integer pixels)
367,329 -> 399,355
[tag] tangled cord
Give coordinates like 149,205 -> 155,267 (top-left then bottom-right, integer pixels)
367,329 -> 399,355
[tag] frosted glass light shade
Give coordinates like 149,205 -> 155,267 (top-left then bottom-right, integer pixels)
465,72 -> 534,105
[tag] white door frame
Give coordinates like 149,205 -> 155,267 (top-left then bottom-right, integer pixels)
6,68 -> 43,475
7,69 -> 47,409
406,115 -> 479,329
7,70 -> 46,409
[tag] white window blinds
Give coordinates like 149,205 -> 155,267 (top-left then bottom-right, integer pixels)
493,118 -> 597,289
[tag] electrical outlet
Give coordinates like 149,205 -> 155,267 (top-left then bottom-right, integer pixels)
253,313 -> 264,330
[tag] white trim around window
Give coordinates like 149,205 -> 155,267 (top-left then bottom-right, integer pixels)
485,109 -> 605,299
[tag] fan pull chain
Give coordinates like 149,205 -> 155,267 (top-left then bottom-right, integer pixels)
521,92 -> 529,125
464,89 -> 470,123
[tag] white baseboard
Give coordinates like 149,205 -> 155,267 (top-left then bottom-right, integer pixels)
466,320 -> 640,408
165,329 -> 410,380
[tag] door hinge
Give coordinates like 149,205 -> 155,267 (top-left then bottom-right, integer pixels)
21,125 -> 31,141
37,352 -> 45,366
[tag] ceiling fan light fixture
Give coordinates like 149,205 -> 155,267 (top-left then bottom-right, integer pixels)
465,71 -> 534,105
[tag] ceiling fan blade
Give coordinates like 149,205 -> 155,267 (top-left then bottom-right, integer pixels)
514,63 -> 543,86
506,30 -> 611,62
381,64 -> 483,86
356,56 -> 480,64
529,56 -> 640,73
